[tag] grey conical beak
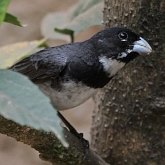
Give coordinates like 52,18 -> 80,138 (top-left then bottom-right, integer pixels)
133,37 -> 152,55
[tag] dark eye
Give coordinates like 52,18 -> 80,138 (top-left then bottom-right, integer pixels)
118,32 -> 128,41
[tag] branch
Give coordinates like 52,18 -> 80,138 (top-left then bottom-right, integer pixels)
0,116 -> 109,165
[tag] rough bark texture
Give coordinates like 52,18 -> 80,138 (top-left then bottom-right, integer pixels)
0,116 -> 108,165
91,0 -> 165,165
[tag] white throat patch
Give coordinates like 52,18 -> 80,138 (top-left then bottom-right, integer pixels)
99,56 -> 125,77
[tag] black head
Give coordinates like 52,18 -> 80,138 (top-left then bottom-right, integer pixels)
87,27 -> 152,78
91,27 -> 152,63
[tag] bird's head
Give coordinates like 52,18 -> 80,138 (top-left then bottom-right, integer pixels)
92,27 -> 152,77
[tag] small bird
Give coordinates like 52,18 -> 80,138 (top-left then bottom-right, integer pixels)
11,27 -> 152,147
11,27 -> 152,111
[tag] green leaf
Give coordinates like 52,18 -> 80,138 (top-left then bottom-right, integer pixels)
54,28 -> 74,42
0,0 -> 11,24
0,39 -> 46,69
4,13 -> 23,27
0,70 -> 68,147
42,12 -> 72,41
41,1 -> 103,41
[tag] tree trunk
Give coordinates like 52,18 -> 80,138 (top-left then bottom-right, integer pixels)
91,0 -> 165,165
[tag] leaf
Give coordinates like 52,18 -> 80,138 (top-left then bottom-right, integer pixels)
0,39 -> 46,69
0,0 -> 11,24
0,70 -> 68,147
41,12 -> 72,41
41,1 -> 103,41
54,28 -> 74,42
4,13 -> 23,27
67,3 -> 103,33
70,0 -> 102,18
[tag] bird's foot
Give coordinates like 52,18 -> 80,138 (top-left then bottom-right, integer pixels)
57,112 -> 89,155
73,132 -> 89,160
78,133 -> 89,149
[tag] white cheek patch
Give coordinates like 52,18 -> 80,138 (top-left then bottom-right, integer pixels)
117,52 -> 127,58
117,49 -> 133,59
127,49 -> 132,53
99,56 -> 125,77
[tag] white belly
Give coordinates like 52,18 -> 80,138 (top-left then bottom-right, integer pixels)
39,81 -> 96,110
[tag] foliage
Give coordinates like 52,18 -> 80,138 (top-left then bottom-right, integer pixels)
41,0 -> 103,42
0,40 -> 68,146
0,0 -> 22,26
0,40 -> 45,69
0,0 -> 67,146
0,70 -> 68,147
4,13 -> 23,27
0,0 -> 11,23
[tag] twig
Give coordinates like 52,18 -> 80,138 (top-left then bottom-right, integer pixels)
0,116 -> 109,165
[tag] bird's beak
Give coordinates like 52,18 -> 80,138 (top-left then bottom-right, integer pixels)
133,37 -> 152,55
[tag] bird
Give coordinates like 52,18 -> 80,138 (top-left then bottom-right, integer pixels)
11,27 -> 152,146
11,27 -> 152,110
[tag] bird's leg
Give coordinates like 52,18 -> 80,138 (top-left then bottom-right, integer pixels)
57,111 -> 89,150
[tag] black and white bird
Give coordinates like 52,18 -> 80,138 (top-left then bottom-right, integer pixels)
11,27 -> 152,111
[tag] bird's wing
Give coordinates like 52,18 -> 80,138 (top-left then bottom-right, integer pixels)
11,47 -> 68,83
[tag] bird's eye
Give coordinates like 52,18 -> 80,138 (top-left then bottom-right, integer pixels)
118,32 -> 128,41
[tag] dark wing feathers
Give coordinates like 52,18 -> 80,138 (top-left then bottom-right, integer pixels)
11,41 -> 98,85
11,47 -> 67,83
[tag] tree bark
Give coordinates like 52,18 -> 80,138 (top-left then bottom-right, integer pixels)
91,0 -> 165,165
